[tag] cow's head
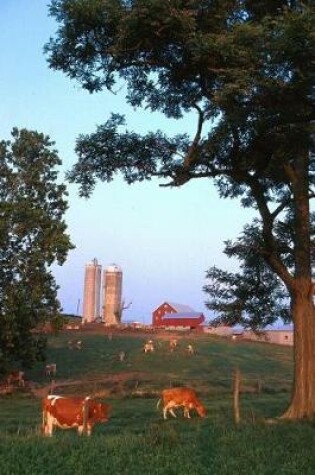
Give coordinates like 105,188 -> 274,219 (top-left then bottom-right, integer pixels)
196,404 -> 207,418
92,402 -> 110,422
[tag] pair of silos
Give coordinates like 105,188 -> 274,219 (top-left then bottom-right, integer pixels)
82,258 -> 122,325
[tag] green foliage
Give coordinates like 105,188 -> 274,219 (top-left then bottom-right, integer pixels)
204,222 -> 291,329
0,128 -> 74,373
50,313 -> 67,334
45,0 -> 314,292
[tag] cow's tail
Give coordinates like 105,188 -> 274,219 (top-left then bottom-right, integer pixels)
156,398 -> 161,411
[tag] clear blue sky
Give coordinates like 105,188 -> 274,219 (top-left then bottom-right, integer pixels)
1,1 -> 255,323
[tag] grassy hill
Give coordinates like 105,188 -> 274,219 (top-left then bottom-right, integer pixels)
0,329 -> 314,475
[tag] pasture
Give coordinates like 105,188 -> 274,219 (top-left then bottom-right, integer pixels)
1,329 -> 314,474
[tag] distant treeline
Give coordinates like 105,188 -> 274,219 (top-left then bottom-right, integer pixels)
62,313 -> 82,320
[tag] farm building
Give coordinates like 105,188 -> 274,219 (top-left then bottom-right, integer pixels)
204,325 -> 234,337
152,302 -> 205,329
265,325 -> 294,346
244,325 -> 294,346
205,324 -> 294,346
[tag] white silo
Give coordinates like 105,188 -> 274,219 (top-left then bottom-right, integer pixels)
82,258 -> 102,323
102,264 -> 123,325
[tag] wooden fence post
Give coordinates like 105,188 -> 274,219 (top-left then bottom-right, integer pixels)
233,368 -> 241,424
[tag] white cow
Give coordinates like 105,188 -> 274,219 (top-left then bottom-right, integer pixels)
143,341 -> 154,353
186,344 -> 195,355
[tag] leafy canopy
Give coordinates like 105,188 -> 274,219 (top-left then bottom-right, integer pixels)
0,128 -> 74,372
45,0 -> 314,300
45,0 -> 314,189
204,222 -> 291,329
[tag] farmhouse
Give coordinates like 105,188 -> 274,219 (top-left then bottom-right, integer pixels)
152,302 -> 205,330
205,324 -> 293,346
204,325 -> 234,337
266,326 -> 293,346
262,325 -> 294,346
243,325 -> 294,346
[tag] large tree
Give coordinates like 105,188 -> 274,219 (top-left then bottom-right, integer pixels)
0,128 -> 74,373
45,1 -> 314,419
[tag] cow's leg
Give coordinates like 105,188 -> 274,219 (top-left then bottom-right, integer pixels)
78,424 -> 91,436
184,406 -> 191,418
169,408 -> 177,418
42,410 -> 47,435
164,401 -> 177,419
44,413 -> 54,436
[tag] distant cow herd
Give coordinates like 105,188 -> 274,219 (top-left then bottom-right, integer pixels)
143,339 -> 196,355
4,337 -> 206,436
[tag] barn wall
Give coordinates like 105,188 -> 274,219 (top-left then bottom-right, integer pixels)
152,302 -> 175,326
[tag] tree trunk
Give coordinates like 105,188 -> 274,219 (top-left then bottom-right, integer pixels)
281,283 -> 315,419
280,149 -> 315,420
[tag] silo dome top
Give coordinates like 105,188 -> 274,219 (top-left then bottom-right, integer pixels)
106,264 -> 122,273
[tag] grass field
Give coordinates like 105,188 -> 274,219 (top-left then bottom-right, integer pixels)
0,330 -> 314,475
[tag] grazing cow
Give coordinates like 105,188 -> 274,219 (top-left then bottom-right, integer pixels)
169,339 -> 178,352
143,341 -> 154,353
75,340 -> 82,350
6,370 -> 25,387
68,339 -> 82,350
157,387 -> 206,420
186,344 -> 195,355
42,395 -> 110,436
45,363 -> 57,377
118,351 -> 126,362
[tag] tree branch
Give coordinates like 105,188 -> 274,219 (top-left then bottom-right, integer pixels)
245,174 -> 294,288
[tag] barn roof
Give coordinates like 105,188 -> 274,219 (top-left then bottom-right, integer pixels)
163,312 -> 204,320
167,302 -> 196,313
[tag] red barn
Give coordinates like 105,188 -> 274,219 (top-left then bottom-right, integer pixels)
152,302 -> 205,329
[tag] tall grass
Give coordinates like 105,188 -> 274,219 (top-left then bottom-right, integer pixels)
1,331 -> 314,474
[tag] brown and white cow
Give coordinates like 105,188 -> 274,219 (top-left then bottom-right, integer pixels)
42,395 -> 110,436
157,387 -> 207,420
